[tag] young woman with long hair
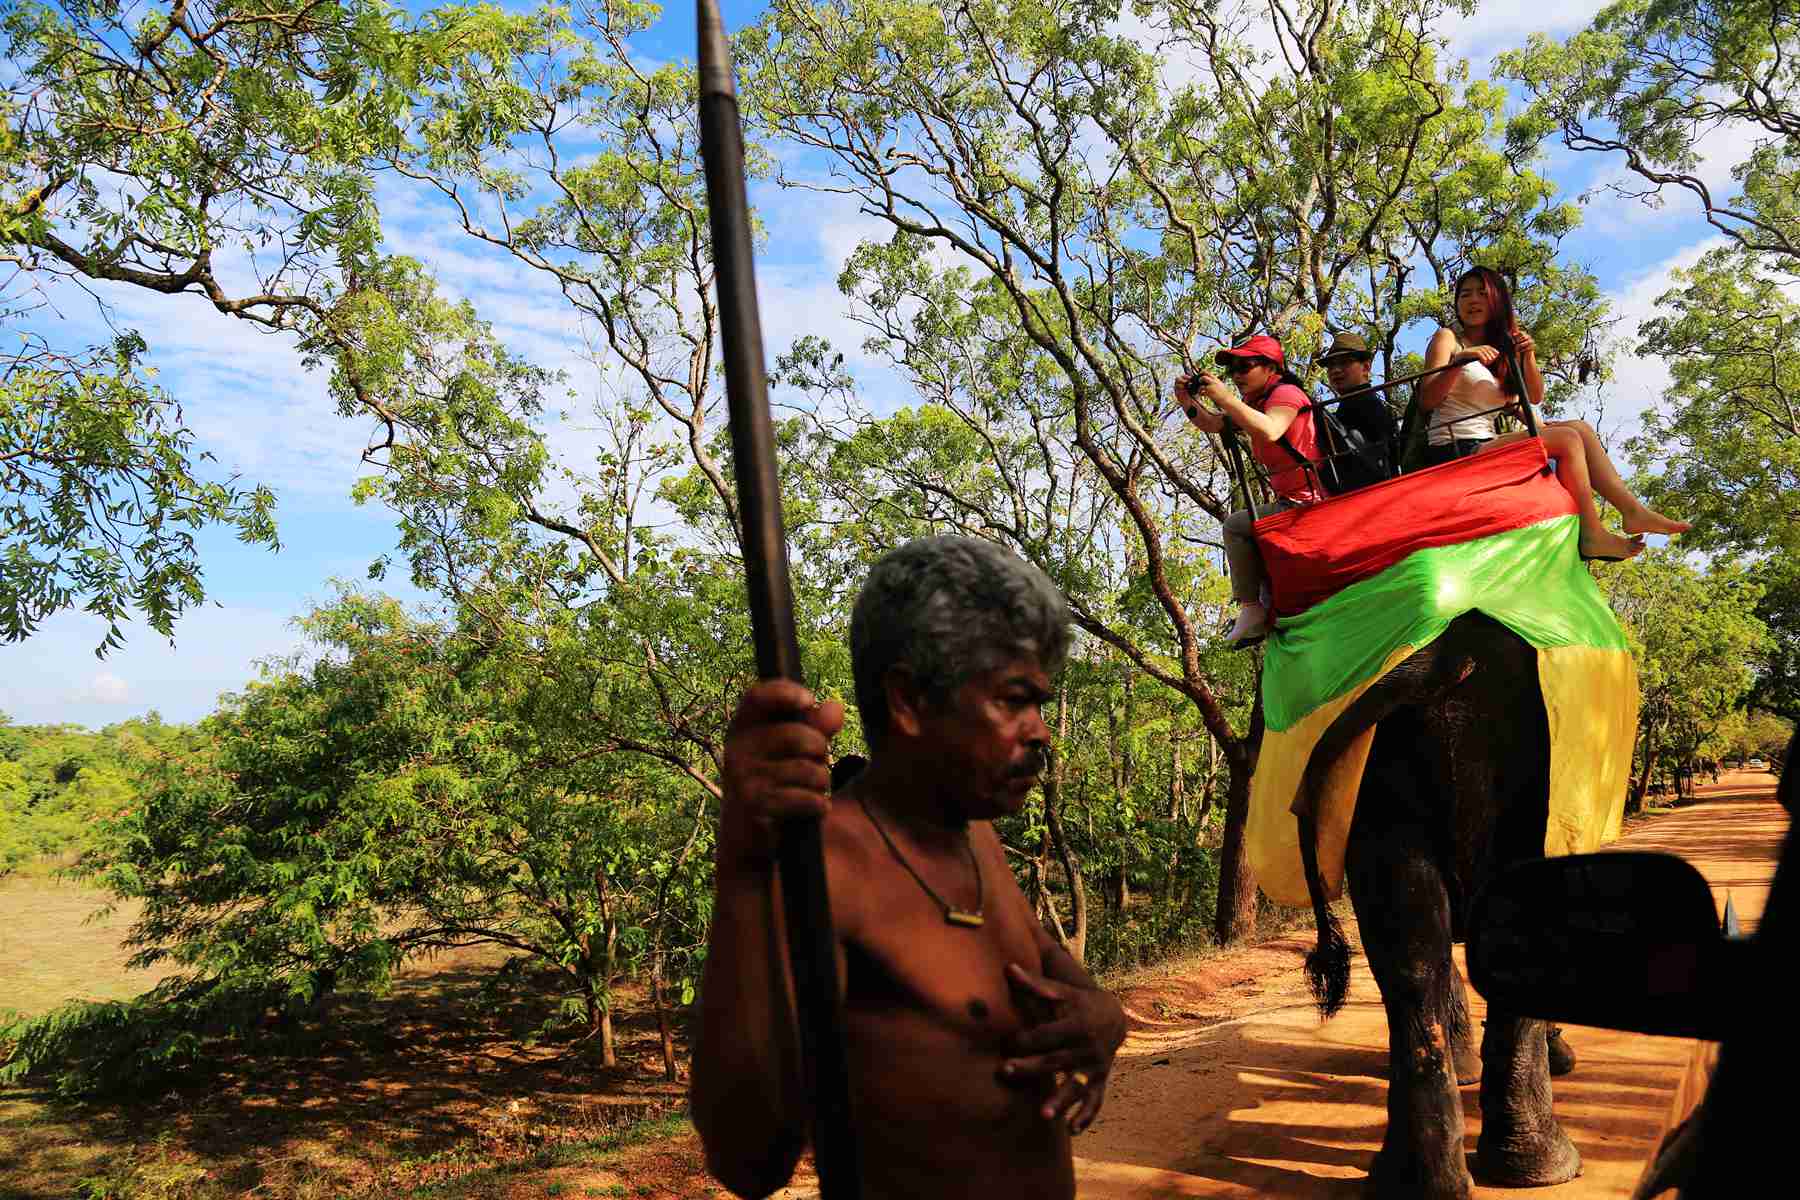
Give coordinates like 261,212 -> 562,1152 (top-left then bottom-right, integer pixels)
1420,266 -> 1688,561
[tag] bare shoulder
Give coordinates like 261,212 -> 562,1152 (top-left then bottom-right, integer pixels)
820,792 -> 880,938
968,820 -> 1012,873
970,821 -> 1032,909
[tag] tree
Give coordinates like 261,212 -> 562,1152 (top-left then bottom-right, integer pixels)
0,330 -> 277,652
1622,247 -> 1800,717
743,0 -> 1605,940
1501,0 -> 1800,268
1600,551 -> 1770,811
51,591 -> 718,1079
0,0 -> 522,644
1627,248 -> 1800,558
1747,555 -> 1800,721
0,714 -> 190,876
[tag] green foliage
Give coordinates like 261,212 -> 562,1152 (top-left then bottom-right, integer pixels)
1501,0 -> 1800,266
0,0 -> 541,645
1621,245 -> 1800,718
0,711 -> 188,876
9,591 -> 720,1092
1600,551 -> 1771,802
1750,557 -> 1800,721
746,0 -> 1607,940
0,334 -> 278,653
0,981 -> 271,1099
1627,247 -> 1800,560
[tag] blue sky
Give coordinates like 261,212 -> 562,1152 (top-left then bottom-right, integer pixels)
0,0 -> 1748,728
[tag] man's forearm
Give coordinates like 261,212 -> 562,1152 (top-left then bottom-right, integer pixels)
691,868 -> 809,1195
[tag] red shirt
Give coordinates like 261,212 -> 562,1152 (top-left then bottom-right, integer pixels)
1250,382 -> 1324,503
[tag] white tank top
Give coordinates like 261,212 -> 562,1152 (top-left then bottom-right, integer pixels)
1428,358 -> 1504,445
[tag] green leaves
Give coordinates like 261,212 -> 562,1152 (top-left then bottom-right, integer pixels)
1628,246 -> 1800,560
2,587 -> 728,1090
0,333 -> 278,653
1600,549 -> 1771,788
1500,0 -> 1800,267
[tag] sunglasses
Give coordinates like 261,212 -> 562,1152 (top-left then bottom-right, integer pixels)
1224,360 -> 1262,377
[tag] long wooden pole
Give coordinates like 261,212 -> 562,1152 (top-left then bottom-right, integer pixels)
694,5 -> 861,1197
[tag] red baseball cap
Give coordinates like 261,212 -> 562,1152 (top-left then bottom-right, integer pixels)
1215,334 -> 1285,368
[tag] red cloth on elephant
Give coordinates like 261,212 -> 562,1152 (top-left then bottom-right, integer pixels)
1251,437 -> 1571,617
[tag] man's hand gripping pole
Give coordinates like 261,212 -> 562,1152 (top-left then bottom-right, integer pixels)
696,4 -> 862,1197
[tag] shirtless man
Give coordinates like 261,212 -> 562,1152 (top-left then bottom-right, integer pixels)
691,536 -> 1127,1199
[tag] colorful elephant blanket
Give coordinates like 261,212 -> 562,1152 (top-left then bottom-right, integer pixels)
1245,438 -> 1639,907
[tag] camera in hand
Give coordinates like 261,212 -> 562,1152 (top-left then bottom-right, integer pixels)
1180,373 -> 1207,417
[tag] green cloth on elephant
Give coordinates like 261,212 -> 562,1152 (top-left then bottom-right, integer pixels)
1261,515 -> 1629,733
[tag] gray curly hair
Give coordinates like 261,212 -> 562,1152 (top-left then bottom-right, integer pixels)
850,536 -> 1070,746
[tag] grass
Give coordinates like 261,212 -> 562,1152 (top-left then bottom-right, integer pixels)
398,1112 -> 694,1199
0,875 -> 176,1016
0,871 -> 709,1200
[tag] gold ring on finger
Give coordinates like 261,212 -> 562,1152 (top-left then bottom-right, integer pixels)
1070,1070 -> 1091,1088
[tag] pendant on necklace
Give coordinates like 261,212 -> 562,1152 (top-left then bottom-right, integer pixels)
945,909 -> 985,928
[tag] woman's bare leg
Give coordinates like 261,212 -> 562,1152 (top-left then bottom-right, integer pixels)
1539,426 -> 1644,560
1548,420 -> 1689,536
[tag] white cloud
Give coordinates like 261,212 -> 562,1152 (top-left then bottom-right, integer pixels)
1589,235 -> 1729,439
1439,1 -> 1609,69
1,606 -> 305,728
73,673 -> 131,705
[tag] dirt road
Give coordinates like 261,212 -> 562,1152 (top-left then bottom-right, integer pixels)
1073,771 -> 1787,1198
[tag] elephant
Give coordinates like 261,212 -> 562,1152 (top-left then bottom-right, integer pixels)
1295,611 -> 1583,1199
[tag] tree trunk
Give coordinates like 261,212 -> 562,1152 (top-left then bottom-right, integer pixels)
585,984 -> 617,1068
1213,744 -> 1258,946
1042,689 -> 1087,962
1627,723 -> 1656,815
1169,738 -> 1185,820
650,957 -> 677,1082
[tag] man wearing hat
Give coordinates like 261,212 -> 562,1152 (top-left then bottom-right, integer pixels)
1318,332 -> 1398,472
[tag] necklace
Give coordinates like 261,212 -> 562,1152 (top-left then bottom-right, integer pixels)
860,796 -> 984,928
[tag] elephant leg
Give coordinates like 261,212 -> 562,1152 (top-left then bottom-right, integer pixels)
1475,1011 -> 1581,1185
1348,817 -> 1473,1200
1448,962 -> 1481,1085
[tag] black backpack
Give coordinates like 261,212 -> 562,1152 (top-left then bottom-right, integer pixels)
1276,397 -> 1393,496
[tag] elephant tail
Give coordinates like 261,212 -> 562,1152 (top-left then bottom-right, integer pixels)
1299,808 -> 1351,1017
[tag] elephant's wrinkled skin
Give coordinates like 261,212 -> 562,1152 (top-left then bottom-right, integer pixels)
1296,612 -> 1581,1199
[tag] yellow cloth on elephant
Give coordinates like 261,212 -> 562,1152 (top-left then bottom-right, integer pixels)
1244,514 -> 1640,908
1248,646 -> 1638,905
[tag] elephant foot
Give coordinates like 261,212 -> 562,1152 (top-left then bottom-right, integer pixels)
1367,1145 -> 1474,1200
1475,1120 -> 1582,1187
1546,1026 -> 1576,1077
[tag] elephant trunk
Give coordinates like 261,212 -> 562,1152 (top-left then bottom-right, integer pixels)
1298,809 -> 1351,1017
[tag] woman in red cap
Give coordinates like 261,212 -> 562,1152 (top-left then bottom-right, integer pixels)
1422,266 -> 1687,560
1175,334 -> 1323,647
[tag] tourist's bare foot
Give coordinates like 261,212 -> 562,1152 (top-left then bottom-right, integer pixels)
1621,504 -> 1691,537
1580,529 -> 1646,562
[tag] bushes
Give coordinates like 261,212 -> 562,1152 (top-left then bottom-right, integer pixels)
0,980 -> 274,1099
0,715 -> 191,877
